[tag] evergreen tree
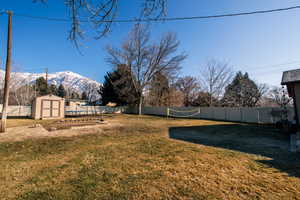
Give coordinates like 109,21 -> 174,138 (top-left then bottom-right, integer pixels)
99,72 -> 119,105
222,72 -> 261,107
99,65 -> 139,106
49,84 -> 57,95
35,77 -> 49,96
57,84 -> 66,98
175,76 -> 200,106
81,91 -> 88,100
71,92 -> 80,99
148,72 -> 170,106
192,92 -> 217,107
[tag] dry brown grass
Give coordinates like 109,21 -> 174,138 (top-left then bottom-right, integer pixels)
6,116 -> 105,131
0,114 -> 300,200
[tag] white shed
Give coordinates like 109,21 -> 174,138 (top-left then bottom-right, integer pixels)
32,95 -> 65,120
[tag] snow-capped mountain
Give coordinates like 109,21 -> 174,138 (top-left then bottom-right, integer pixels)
0,70 -> 102,94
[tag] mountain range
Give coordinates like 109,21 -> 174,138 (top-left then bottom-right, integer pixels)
0,70 -> 102,94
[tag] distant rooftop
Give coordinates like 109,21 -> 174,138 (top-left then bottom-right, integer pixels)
66,99 -> 88,102
281,69 -> 300,85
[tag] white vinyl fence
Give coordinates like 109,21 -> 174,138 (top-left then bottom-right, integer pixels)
0,105 -> 126,117
0,104 -> 294,124
0,105 -> 32,117
125,106 -> 295,124
65,106 -> 127,116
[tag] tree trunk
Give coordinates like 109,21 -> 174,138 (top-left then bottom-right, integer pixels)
138,96 -> 143,115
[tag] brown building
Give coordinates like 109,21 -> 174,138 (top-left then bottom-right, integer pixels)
282,69 -> 300,127
65,99 -> 88,107
32,95 -> 65,120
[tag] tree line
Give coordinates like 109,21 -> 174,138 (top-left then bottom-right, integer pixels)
1,24 -> 291,110
99,25 -> 292,114
0,76 -> 90,106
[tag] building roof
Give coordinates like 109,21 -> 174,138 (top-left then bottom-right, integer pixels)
281,69 -> 300,85
36,94 -> 64,100
65,99 -> 88,102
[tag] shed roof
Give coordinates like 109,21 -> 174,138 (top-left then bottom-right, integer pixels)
281,69 -> 300,85
36,94 -> 64,100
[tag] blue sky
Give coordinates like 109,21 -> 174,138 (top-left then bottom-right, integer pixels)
0,0 -> 300,86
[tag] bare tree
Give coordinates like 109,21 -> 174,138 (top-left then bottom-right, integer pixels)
83,82 -> 100,103
267,86 -> 292,107
147,72 -> 170,107
0,63 -> 36,105
34,0 -> 167,45
168,86 -> 184,107
175,76 -> 200,106
258,83 -> 269,97
106,24 -> 187,114
65,87 -> 78,99
13,85 -> 35,106
0,70 -> 35,106
200,59 -> 233,106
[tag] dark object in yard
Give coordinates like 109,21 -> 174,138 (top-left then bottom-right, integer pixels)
275,121 -> 283,129
276,120 -> 297,135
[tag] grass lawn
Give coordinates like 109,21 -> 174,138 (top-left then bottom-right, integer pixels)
1,114 -> 300,199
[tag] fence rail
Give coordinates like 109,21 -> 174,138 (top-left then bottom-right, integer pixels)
65,106 -> 127,116
125,106 -> 295,124
0,104 -> 294,124
0,105 -> 127,117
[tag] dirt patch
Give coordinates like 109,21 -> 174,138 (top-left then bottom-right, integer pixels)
41,118 -> 105,131
0,120 -> 120,143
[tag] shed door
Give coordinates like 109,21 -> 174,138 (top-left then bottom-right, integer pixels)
41,100 -> 60,118
42,100 -> 51,118
52,101 -> 60,117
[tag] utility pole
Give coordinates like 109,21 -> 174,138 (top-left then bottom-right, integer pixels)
1,11 -> 13,133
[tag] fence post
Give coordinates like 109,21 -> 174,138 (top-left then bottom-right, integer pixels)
240,108 -> 243,122
257,109 -> 260,124
18,105 -> 21,117
270,108 -> 274,124
167,108 -> 169,118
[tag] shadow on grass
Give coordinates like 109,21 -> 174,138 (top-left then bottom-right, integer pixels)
169,124 -> 300,178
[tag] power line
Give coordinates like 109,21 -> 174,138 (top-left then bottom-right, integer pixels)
250,60 -> 300,71
8,5 -> 300,23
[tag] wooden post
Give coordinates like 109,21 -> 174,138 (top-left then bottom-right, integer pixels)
1,11 -> 13,133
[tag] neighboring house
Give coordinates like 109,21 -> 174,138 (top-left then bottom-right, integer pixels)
65,99 -> 88,107
282,69 -> 300,126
